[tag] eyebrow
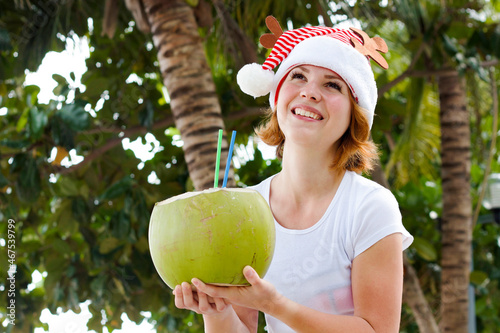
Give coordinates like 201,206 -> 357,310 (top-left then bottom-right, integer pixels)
296,66 -> 342,80
324,74 -> 340,79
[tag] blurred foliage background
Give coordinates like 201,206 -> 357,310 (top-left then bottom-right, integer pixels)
0,0 -> 499,332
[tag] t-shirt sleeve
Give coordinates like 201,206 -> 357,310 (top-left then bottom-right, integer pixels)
351,188 -> 413,258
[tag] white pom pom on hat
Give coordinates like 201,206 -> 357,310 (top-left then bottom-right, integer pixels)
236,16 -> 389,129
236,63 -> 275,97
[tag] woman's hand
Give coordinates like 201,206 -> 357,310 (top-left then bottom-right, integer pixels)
174,278 -> 260,332
192,266 -> 284,314
173,282 -> 230,315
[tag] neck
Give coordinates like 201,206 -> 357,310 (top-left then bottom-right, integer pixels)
277,142 -> 344,200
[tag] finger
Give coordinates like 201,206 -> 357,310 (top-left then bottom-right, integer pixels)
181,282 -> 197,308
214,296 -> 227,312
192,282 -> 216,303
174,285 -> 186,309
192,291 -> 199,302
191,278 -> 209,293
190,284 -> 210,303
192,278 -> 220,298
243,266 -> 260,285
197,291 -> 213,313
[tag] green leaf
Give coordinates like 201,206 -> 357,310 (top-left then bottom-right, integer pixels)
44,274 -> 62,302
57,100 -> 90,131
57,177 -> 82,197
45,255 -> 68,275
21,227 -> 42,249
54,200 -> 79,236
10,153 -> 29,173
133,190 -> 150,237
412,236 -> 438,261
24,85 -> 41,107
98,175 -> 134,201
52,239 -> 72,256
67,279 -> 80,308
0,171 -> 9,188
81,76 -> 109,100
90,274 -> 107,296
0,28 -> 12,51
16,107 -> 29,132
52,73 -> 70,96
139,99 -> 154,130
135,236 -> 149,254
112,211 -> 130,239
55,176 -> 90,198
72,197 -> 91,224
52,73 -> 68,86
29,106 -> 48,139
0,139 -> 31,149
50,115 -> 75,150
99,237 -> 121,254
15,155 -> 41,202
30,287 -> 46,298
470,270 -> 489,286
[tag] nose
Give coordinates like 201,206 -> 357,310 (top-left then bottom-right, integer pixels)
300,84 -> 320,101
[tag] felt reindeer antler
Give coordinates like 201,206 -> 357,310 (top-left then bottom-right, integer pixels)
259,16 -> 284,49
349,27 -> 389,69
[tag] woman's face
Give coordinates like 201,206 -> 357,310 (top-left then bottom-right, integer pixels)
275,65 -> 352,153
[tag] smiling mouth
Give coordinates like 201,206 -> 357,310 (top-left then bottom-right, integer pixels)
292,107 -> 323,120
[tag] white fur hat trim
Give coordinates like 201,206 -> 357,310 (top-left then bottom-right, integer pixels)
269,36 -> 377,128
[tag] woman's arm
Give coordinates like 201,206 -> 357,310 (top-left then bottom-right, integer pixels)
351,233 -> 404,332
194,233 -> 404,333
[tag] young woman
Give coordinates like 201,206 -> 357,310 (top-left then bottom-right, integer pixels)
173,17 -> 413,333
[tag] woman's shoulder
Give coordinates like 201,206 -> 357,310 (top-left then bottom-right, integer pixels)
342,171 -> 398,208
344,171 -> 388,194
248,174 -> 276,200
342,172 -> 413,254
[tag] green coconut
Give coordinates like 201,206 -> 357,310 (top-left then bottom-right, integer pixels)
149,187 -> 275,289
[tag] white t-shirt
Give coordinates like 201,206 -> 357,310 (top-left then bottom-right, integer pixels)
250,171 -> 413,333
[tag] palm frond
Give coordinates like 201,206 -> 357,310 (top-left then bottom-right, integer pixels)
385,77 -> 441,187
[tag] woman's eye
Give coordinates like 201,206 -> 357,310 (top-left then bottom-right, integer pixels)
291,72 -> 306,80
327,82 -> 342,91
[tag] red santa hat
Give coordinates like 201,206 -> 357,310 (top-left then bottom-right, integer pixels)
236,16 -> 389,129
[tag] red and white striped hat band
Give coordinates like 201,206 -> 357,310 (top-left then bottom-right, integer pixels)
262,26 -> 365,72
236,16 -> 389,129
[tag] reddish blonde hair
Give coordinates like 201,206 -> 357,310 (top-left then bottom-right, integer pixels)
255,93 -> 379,174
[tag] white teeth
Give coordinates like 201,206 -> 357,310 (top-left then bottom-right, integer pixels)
294,108 -> 321,120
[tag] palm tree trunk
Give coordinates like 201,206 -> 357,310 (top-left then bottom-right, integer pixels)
141,0 -> 233,190
403,253 -> 440,333
437,70 -> 472,333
